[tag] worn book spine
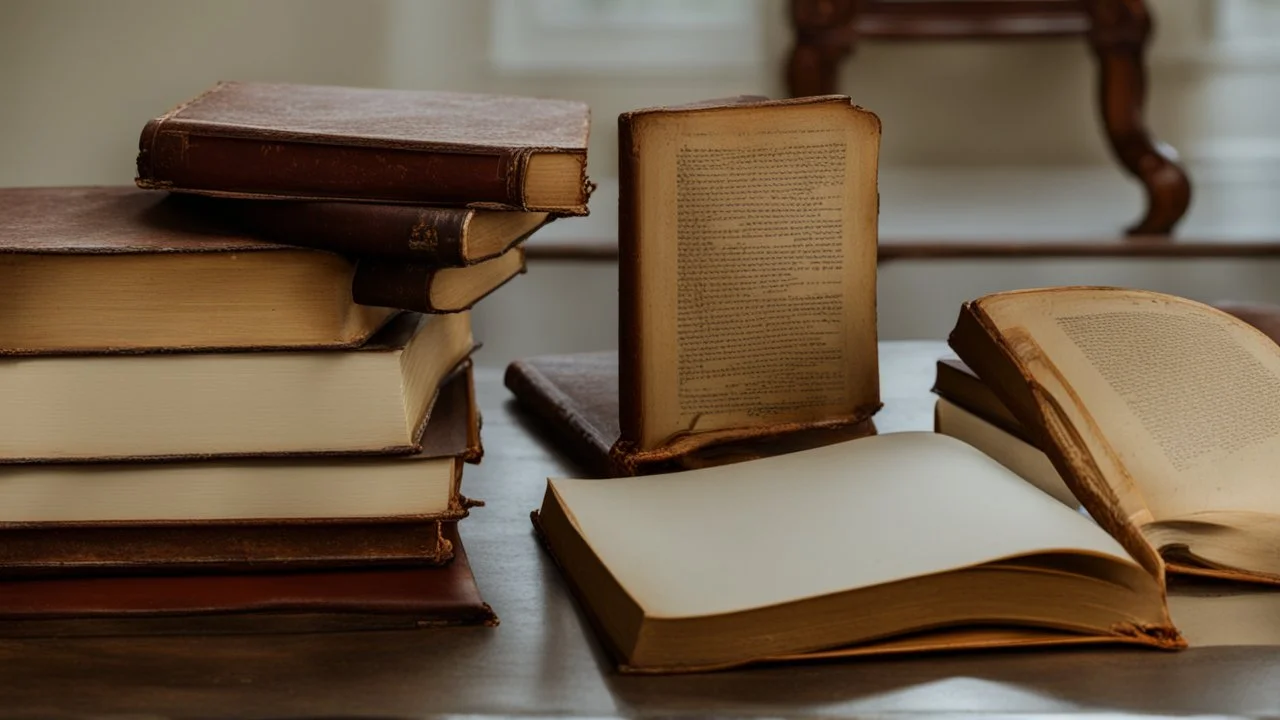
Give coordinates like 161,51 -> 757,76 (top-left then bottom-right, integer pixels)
616,112 -> 644,450
138,122 -> 562,212
0,518 -> 452,578
0,524 -> 498,636
504,359 -> 622,478
182,197 -> 548,264
352,249 -> 526,314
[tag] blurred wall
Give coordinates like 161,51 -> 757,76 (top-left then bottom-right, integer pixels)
0,0 -> 1250,184
2,0 -> 1278,364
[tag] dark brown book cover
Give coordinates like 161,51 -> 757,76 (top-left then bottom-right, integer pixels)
136,82 -> 591,213
0,366 -> 484,576
170,194 -> 552,265
352,248 -> 527,314
505,351 -> 873,477
616,95 -> 881,463
0,525 -> 497,637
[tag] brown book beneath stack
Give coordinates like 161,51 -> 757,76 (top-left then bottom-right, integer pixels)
136,82 -> 591,213
172,194 -> 552,265
0,524 -> 496,637
0,365 -> 481,576
506,352 -> 874,477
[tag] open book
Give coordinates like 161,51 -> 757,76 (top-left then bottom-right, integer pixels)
509,96 -> 882,476
534,432 -> 1180,674
950,287 -> 1280,585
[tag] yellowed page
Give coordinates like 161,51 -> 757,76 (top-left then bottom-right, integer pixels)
548,432 -> 1134,619
634,102 -> 878,449
977,288 -> 1280,521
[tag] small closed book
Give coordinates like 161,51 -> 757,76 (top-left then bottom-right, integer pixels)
173,194 -> 551,265
949,287 -> 1280,585
0,365 -> 482,576
353,247 -> 526,314
0,525 -> 496,637
0,186 -> 395,354
509,96 -> 882,475
533,432 -> 1181,674
136,82 -> 591,213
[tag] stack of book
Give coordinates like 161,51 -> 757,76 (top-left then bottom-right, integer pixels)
0,82 -> 590,634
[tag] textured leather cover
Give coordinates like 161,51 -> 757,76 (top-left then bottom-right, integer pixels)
170,193 -> 551,264
136,82 -> 590,213
0,367 -> 483,575
0,525 -> 497,636
616,96 -> 880,462
353,248 -> 527,314
506,351 -> 874,477
0,186 -> 290,255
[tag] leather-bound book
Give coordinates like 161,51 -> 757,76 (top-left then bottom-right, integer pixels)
0,366 -> 482,577
0,312 -> 476,463
509,96 -> 881,475
0,186 -> 397,354
505,352 -> 873,477
0,525 -> 496,637
173,194 -> 552,265
136,82 -> 591,214
353,247 -> 526,314
949,287 -> 1280,586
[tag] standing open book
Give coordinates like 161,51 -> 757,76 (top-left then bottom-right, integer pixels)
533,432 -> 1181,674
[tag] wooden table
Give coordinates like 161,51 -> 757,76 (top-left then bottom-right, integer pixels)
3,342 -> 1280,717
526,233 -> 1280,262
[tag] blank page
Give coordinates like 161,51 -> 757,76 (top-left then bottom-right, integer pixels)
549,432 -> 1134,619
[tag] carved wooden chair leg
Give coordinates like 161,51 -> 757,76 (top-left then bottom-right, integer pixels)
1083,0 -> 1191,235
787,0 -> 856,97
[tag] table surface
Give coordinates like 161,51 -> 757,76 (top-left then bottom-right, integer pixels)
4,341 -> 1280,718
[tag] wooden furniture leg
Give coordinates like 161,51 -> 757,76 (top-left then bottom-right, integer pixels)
1083,0 -> 1191,235
787,0 -> 856,97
